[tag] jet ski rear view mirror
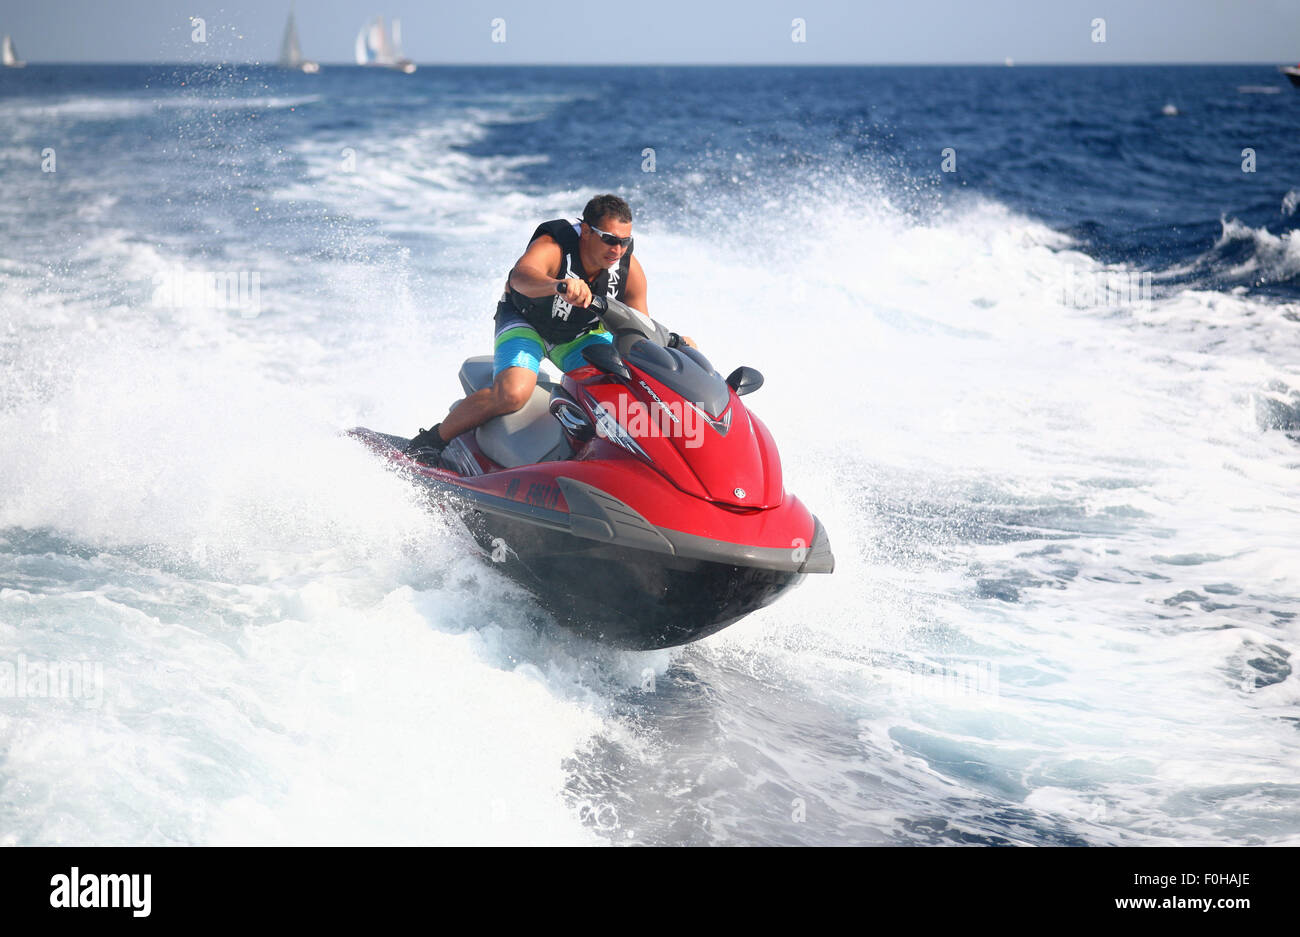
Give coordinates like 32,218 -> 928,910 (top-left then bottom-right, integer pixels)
726,366 -> 764,396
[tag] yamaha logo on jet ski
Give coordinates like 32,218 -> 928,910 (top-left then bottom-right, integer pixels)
349,294 -> 834,649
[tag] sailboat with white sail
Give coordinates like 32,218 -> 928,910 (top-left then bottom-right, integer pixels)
279,7 -> 319,73
2,34 -> 25,68
355,16 -> 415,73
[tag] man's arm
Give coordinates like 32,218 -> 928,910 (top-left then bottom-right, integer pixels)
623,254 -> 649,316
510,234 -> 596,307
508,236 -> 564,297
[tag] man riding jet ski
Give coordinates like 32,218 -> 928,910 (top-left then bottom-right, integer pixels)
405,194 -> 693,464
353,195 -> 832,648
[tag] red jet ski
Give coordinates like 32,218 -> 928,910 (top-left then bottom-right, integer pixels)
350,296 -> 833,649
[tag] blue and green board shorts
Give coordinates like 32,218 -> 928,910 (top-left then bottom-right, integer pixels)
492,300 -> 614,377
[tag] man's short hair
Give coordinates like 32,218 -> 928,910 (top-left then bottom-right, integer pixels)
582,194 -> 632,228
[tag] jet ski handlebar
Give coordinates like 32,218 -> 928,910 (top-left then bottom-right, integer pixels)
575,291 -> 675,350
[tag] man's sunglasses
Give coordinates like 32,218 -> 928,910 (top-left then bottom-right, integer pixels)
584,221 -> 633,249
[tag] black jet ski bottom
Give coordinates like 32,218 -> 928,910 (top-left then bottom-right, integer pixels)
460,508 -> 804,649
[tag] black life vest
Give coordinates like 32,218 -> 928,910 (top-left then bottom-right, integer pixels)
506,218 -> 632,344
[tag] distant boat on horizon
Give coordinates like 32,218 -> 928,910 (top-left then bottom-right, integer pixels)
279,7 -> 319,73
2,34 -> 24,68
355,16 -> 415,74
1281,65 -> 1300,88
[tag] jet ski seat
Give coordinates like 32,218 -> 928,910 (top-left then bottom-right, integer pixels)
457,356 -> 573,468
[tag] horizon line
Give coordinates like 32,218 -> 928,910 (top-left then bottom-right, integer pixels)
5,60 -> 1296,68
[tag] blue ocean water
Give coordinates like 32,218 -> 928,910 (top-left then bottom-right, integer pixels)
1,64 -> 1299,845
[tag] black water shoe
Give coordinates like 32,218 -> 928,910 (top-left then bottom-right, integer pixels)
405,423 -> 448,465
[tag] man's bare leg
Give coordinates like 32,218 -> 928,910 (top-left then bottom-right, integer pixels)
435,366 -> 538,442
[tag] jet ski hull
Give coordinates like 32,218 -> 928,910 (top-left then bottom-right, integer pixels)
349,427 -> 831,649
460,507 -> 806,648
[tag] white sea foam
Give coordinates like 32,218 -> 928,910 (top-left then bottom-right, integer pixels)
0,94 -> 324,122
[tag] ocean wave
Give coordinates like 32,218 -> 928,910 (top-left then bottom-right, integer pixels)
0,93 -> 324,122
1151,212 -> 1300,293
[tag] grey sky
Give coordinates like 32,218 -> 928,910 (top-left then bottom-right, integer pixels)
2,0 -> 1298,64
